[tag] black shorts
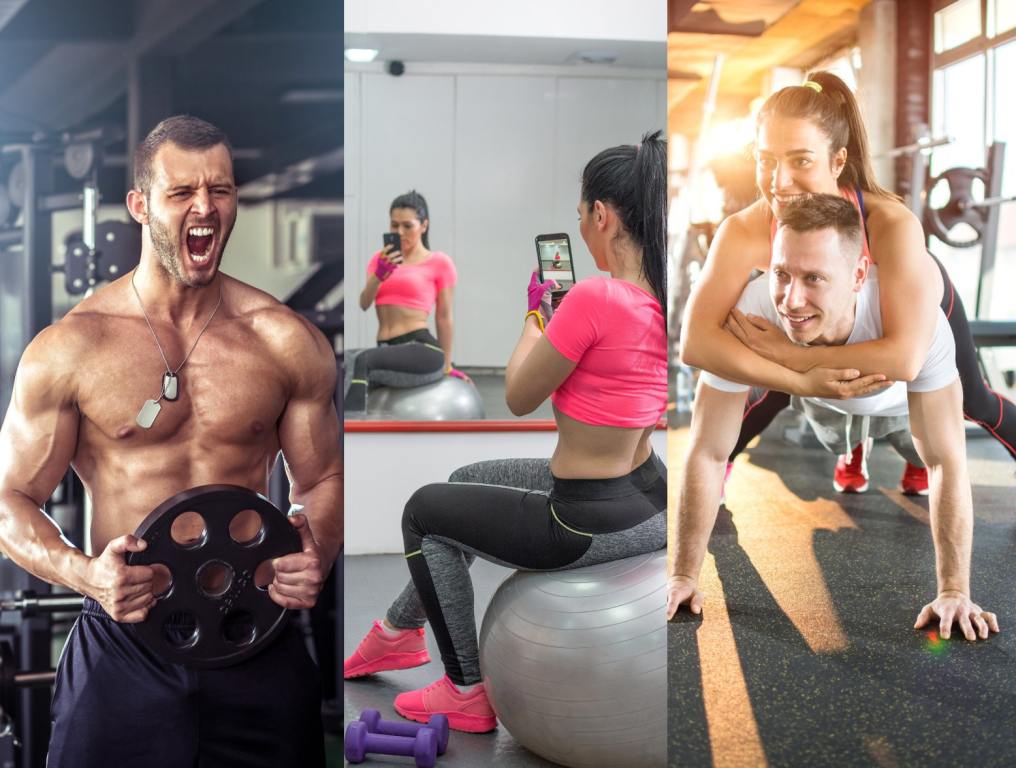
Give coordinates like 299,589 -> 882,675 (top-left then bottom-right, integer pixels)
48,599 -> 324,768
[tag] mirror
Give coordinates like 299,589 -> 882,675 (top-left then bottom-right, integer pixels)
343,6 -> 666,423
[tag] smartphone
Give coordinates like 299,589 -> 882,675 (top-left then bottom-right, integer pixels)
382,232 -> 402,260
534,233 -> 576,296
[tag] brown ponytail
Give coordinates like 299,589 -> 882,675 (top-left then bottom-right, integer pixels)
757,70 -> 900,201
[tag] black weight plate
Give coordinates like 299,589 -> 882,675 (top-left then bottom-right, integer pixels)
925,167 -> 988,248
127,484 -> 301,668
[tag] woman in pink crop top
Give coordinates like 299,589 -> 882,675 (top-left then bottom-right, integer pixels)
345,190 -> 458,411
344,133 -> 669,734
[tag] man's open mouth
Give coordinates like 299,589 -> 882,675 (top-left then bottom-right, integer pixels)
186,226 -> 215,262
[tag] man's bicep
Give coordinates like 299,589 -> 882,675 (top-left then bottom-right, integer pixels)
0,352 -> 79,505
278,394 -> 341,491
688,381 -> 748,461
907,379 -> 965,466
276,330 -> 341,491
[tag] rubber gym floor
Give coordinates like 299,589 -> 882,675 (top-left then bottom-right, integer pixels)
668,411 -> 1016,767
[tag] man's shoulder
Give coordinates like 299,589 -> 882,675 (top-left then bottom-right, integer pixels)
851,268 -> 885,342
34,305 -> 109,364
231,280 -> 333,370
737,271 -> 773,313
13,312 -> 103,406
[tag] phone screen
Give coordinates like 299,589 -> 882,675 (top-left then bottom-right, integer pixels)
535,234 -> 576,293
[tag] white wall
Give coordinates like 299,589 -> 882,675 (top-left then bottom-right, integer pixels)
345,0 -> 665,41
345,64 -> 666,365
345,427 -> 668,554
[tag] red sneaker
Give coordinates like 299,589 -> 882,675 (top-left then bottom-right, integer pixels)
394,675 -> 497,733
900,462 -> 930,496
833,441 -> 869,493
343,621 -> 431,679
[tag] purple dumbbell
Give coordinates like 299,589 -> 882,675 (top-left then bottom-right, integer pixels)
359,709 -> 450,755
344,721 -> 437,767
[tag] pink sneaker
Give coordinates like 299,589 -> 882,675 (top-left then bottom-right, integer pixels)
394,675 -> 497,733
343,621 -> 431,679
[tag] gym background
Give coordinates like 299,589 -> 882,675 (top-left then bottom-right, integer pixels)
0,1 -> 343,765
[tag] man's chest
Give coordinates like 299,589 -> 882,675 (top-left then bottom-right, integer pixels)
75,335 -> 288,445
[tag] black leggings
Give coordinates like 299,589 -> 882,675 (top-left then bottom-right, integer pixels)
729,256 -> 1016,461
344,328 -> 445,411
386,453 -> 667,686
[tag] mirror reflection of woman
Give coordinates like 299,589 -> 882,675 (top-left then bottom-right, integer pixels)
344,132 -> 668,733
346,191 -> 457,412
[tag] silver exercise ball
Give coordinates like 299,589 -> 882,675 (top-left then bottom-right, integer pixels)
478,551 -> 666,768
367,376 -> 486,420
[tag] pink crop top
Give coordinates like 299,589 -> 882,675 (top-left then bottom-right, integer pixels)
769,187 -> 872,260
368,251 -> 457,313
544,276 -> 667,427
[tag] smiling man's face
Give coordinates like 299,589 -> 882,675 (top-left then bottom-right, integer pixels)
769,225 -> 867,347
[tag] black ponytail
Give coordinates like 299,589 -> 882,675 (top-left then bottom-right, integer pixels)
580,130 -> 668,312
390,190 -> 431,248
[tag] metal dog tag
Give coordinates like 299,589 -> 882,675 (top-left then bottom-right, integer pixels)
136,399 -> 162,428
163,372 -> 178,401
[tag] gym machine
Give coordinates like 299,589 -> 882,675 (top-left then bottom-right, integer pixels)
0,128 -> 127,768
920,141 -> 1016,392
0,593 -> 82,767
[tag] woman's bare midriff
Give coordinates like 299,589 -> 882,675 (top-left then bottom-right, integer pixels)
376,304 -> 430,341
549,409 -> 656,479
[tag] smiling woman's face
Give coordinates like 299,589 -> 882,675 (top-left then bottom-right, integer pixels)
755,115 -> 846,219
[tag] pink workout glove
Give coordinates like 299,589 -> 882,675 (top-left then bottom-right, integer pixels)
374,256 -> 398,281
527,271 -> 558,330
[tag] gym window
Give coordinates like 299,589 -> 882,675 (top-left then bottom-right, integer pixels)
931,0 -> 1016,333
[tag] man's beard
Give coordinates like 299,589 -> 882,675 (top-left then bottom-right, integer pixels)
148,210 -> 230,287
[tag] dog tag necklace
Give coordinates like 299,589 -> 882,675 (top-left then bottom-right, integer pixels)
131,270 -> 223,428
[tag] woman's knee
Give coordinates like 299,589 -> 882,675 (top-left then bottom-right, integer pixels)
401,483 -> 446,538
448,460 -> 499,483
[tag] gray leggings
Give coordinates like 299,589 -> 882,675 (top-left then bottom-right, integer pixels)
792,397 -> 924,466
387,454 -> 666,685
